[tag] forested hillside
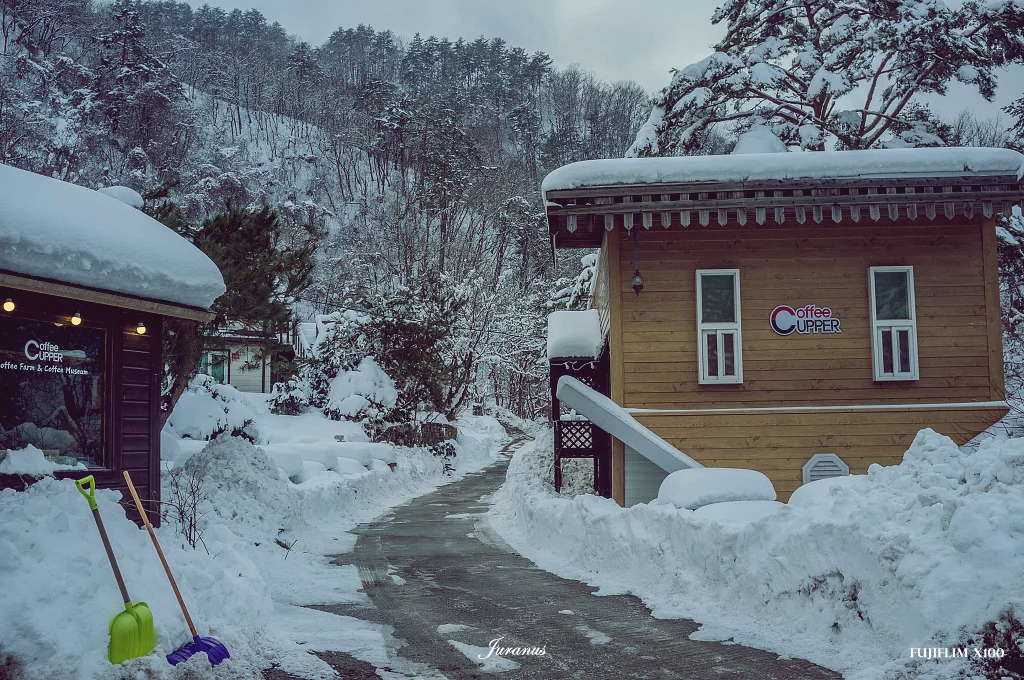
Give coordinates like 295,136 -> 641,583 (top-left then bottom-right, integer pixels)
0,0 -> 649,416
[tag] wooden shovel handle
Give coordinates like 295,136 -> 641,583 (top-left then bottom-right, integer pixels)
123,471 -> 198,637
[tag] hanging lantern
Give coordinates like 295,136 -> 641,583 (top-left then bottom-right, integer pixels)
2,298 -> 13,312
631,228 -> 644,296
71,312 -> 82,326
136,321 -> 147,335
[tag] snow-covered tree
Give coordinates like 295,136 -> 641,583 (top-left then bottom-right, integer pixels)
630,0 -> 1024,155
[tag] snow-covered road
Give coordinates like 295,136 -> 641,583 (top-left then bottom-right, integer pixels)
272,438 -> 839,680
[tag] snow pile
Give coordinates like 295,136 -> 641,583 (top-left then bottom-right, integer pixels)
166,374 -> 261,442
96,185 -> 144,208
542,147 -> 1024,193
489,429 -> 1024,679
731,125 -> 788,154
0,444 -> 84,475
655,467 -> 776,509
0,163 -> 225,309
547,310 -> 603,360
0,477 -> 273,680
325,357 -> 398,419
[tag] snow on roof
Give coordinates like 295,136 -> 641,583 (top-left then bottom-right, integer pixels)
542,147 -> 1024,194
0,164 -> 225,309
96,185 -> 144,209
547,309 -> 603,359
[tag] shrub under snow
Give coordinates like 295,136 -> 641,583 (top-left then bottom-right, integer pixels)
489,428 -> 1024,679
166,374 -> 261,442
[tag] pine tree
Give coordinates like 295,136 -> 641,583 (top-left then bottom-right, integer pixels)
631,0 -> 1024,155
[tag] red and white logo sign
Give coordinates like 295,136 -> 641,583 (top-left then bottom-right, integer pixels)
770,304 -> 842,335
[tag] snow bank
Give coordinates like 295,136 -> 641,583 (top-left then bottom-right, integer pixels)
656,467 -> 776,509
731,125 -> 788,154
542,147 -> 1024,193
96,185 -> 144,208
0,163 -> 225,309
489,428 -> 1024,679
0,477 -> 272,680
547,309 -> 603,359
0,444 -> 84,475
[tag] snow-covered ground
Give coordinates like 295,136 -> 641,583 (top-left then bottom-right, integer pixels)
0,383 -> 508,679
488,428 -> 1024,680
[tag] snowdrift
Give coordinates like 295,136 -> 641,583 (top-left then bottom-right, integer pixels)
489,428 -> 1024,679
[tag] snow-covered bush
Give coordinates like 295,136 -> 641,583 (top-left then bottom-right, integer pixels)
267,377 -> 309,416
166,374 -> 261,442
490,429 -> 1024,679
324,357 -> 398,427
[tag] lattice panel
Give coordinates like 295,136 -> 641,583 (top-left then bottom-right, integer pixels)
559,421 -> 593,450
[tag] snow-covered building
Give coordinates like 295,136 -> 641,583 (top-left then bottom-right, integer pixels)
544,147 -> 1024,503
0,163 -> 225,522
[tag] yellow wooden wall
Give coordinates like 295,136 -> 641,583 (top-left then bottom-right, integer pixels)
602,216 -> 1006,501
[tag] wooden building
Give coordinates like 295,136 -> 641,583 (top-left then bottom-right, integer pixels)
0,164 -> 225,523
544,148 -> 1024,504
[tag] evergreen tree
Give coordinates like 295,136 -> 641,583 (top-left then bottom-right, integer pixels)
631,0 -> 1024,155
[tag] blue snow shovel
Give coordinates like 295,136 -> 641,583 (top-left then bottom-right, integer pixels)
123,471 -> 230,667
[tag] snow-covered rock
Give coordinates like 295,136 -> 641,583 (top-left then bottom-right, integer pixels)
657,467 -> 777,509
0,163 -> 225,309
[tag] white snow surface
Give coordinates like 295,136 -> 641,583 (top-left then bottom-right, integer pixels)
730,125 -> 788,154
691,500 -> 785,523
542,147 -> 1024,193
547,309 -> 603,359
0,163 -> 225,309
0,444 -> 84,475
96,185 -> 144,208
489,428 -> 1024,679
657,467 -> 777,509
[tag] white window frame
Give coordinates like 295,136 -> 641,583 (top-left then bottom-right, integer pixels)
696,269 -> 743,384
868,266 -> 919,381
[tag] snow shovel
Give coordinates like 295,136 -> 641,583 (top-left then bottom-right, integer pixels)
75,475 -> 156,664
123,471 -> 230,667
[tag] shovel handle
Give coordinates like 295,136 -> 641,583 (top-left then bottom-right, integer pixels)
77,475 -> 132,605
123,471 -> 198,637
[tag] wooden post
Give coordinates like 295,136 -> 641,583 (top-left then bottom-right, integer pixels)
607,230 -> 626,506
981,217 -> 1005,400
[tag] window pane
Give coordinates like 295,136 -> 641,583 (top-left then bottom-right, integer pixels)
705,332 -> 719,377
881,329 -> 894,375
0,317 -> 106,468
874,271 -> 910,320
701,274 -> 736,323
722,332 -> 735,376
897,329 -> 911,374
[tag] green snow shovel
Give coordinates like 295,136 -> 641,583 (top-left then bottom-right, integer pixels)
76,475 -> 156,664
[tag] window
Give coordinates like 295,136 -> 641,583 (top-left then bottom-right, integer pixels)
869,266 -> 918,381
696,270 -> 742,384
200,351 -> 228,384
0,315 -> 107,468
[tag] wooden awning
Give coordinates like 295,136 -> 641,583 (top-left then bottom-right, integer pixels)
546,175 -> 1024,248
0,270 -> 216,321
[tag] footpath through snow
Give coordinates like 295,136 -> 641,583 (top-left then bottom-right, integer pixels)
488,428 -> 1024,680
0,384 -> 508,680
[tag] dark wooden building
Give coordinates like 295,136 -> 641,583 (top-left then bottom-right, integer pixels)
0,163 -> 224,523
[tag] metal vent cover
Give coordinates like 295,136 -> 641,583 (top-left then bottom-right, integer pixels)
802,453 -> 850,485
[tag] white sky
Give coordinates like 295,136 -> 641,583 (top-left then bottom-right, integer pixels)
183,0 -> 1019,120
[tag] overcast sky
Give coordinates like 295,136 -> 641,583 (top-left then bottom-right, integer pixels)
182,0 -> 1019,119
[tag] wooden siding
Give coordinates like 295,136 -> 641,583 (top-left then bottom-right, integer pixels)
634,406 -> 1005,500
0,288 -> 162,525
608,217 -> 1007,502
624,446 -> 668,507
616,219 -> 1002,408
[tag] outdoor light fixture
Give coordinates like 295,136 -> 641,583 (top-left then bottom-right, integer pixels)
2,298 -> 13,312
136,321 -> 147,335
631,227 -> 644,296
71,312 -> 82,326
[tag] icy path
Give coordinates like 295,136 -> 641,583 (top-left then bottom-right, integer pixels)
269,438 -> 840,680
